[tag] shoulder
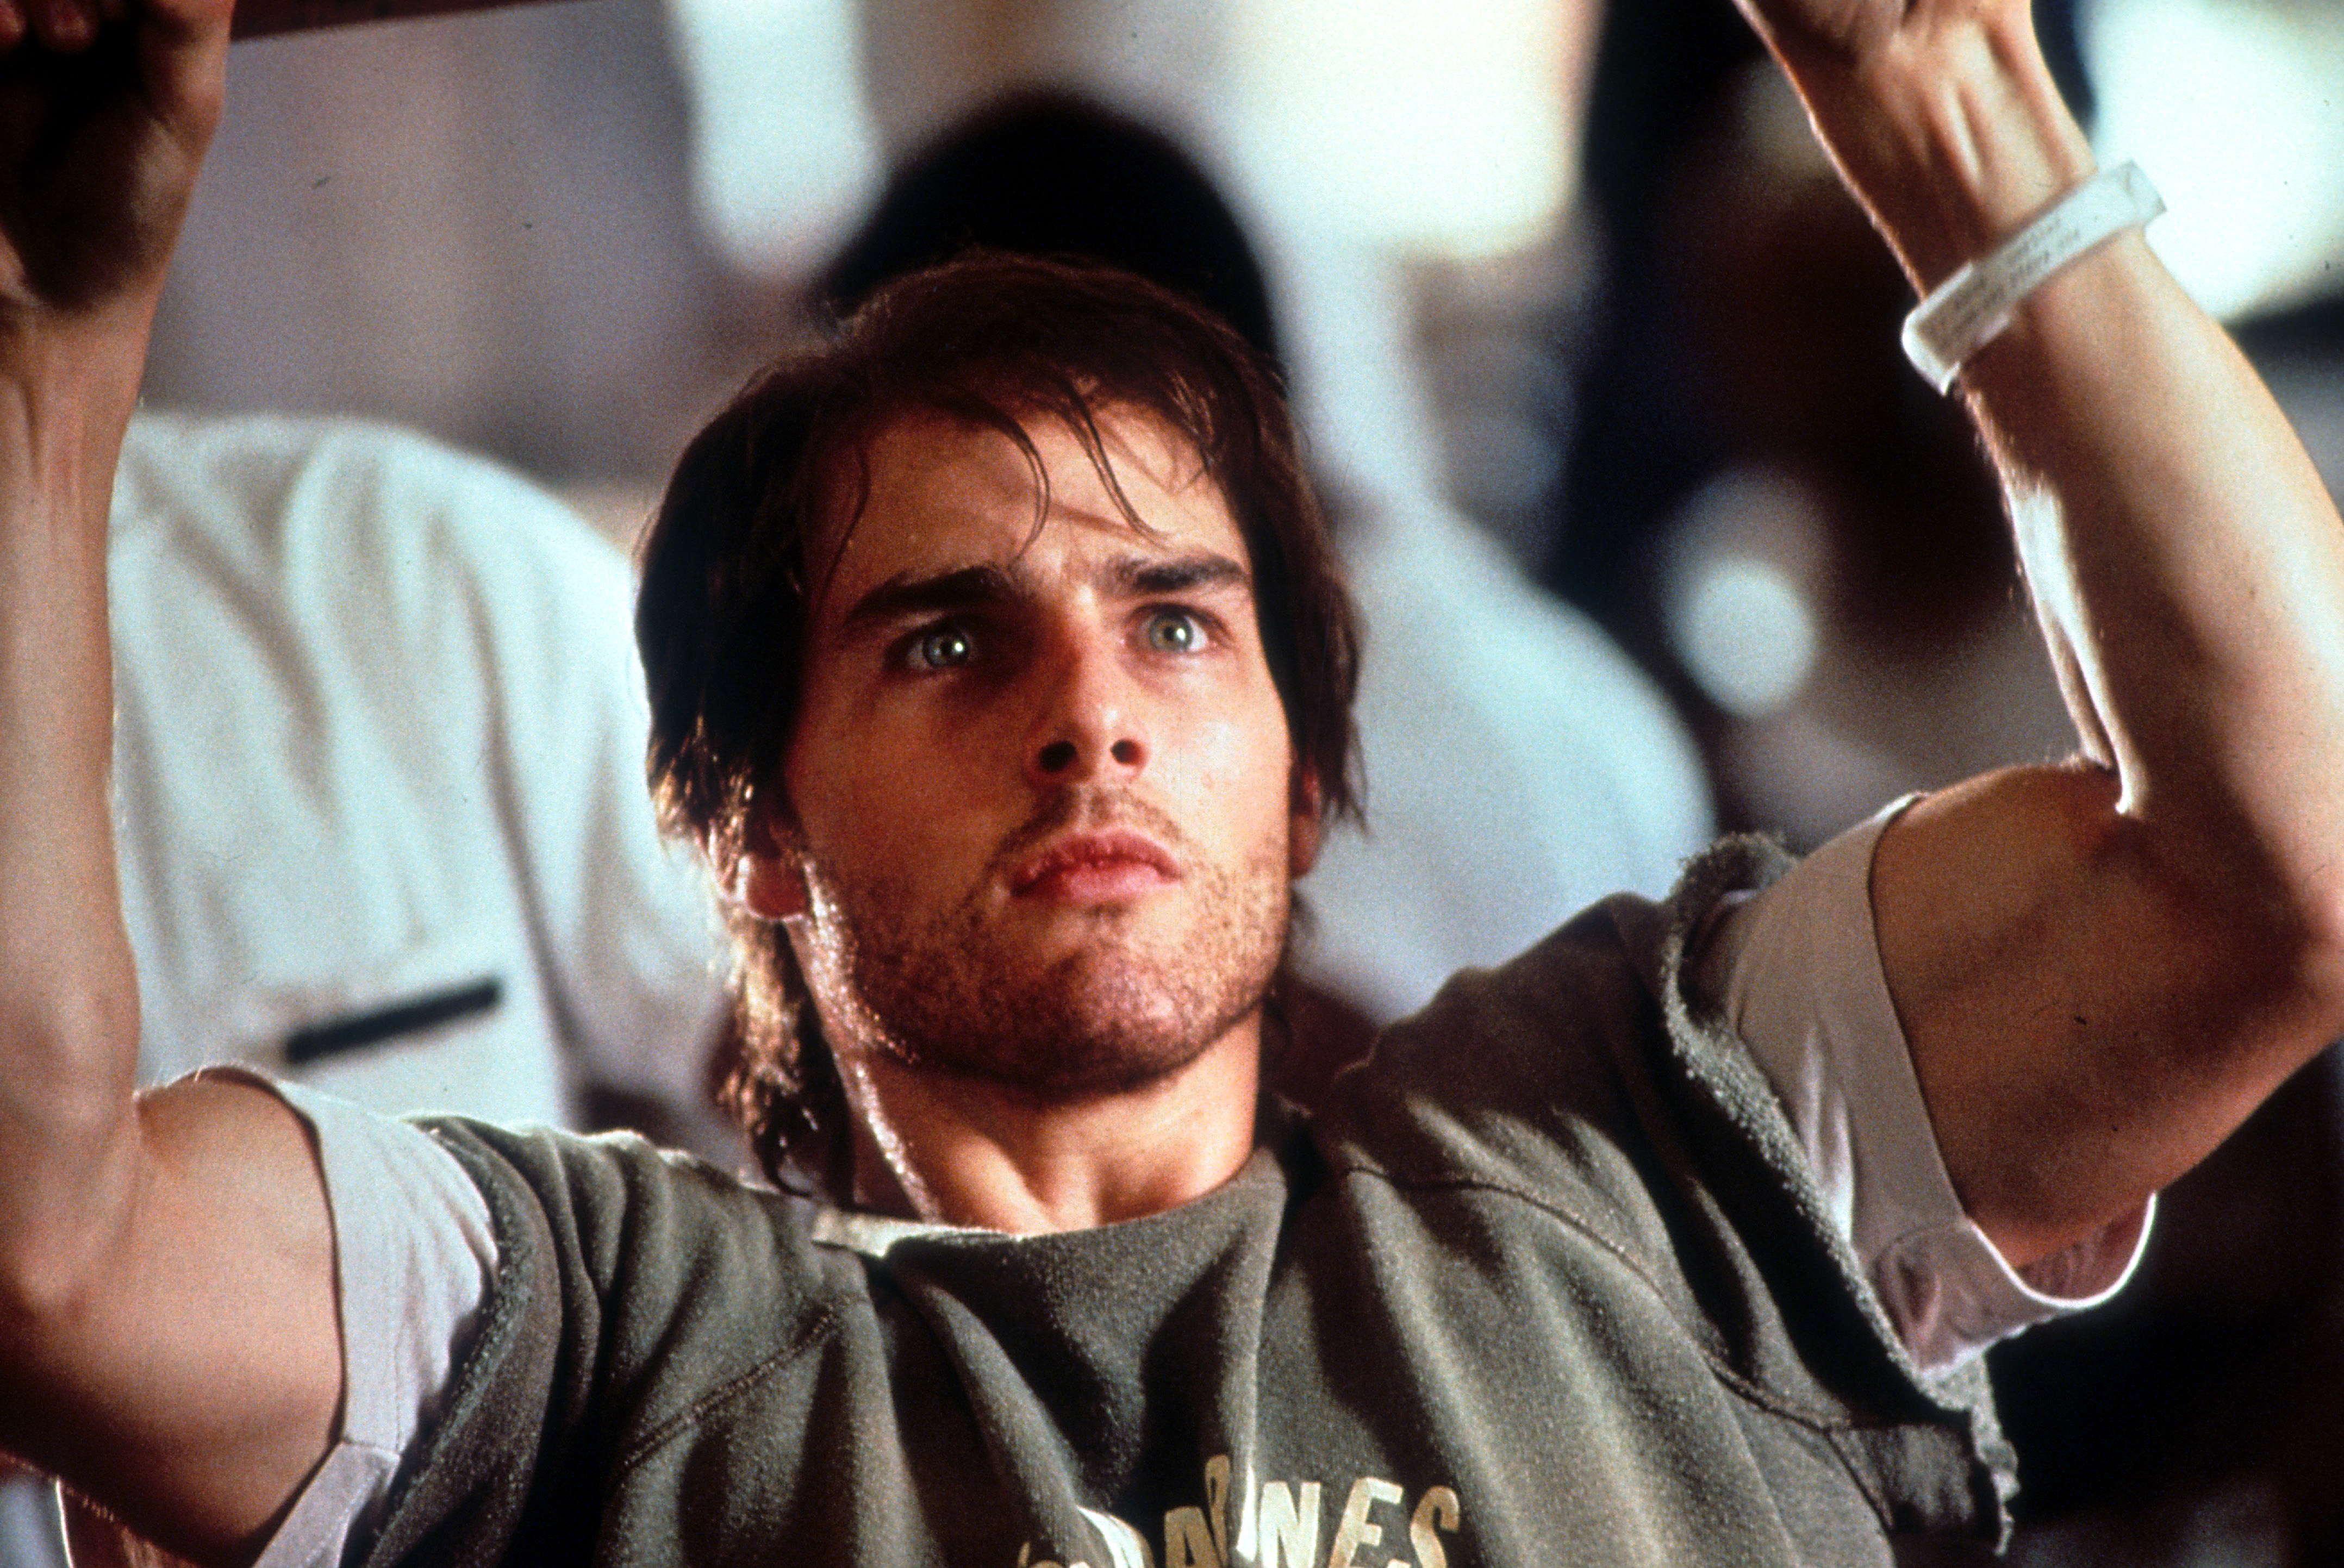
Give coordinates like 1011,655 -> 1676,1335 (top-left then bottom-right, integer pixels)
1313,835 -> 1793,1192
417,1118 -> 870,1440
1307,835 -> 1960,1394
421,1118 -> 850,1355
358,1120 -> 870,1561
1299,838 -> 2016,1533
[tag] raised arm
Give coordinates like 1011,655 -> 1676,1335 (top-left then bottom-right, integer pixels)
1738,0 -> 2344,1265
0,4 -> 341,1560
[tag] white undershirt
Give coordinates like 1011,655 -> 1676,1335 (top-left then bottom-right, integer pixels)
254,808 -> 2153,1559
1692,803 -> 2149,1376
250,1079 -> 499,1568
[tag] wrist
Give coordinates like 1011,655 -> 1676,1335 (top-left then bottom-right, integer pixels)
1902,162 -> 2164,392
0,295 -> 159,421
1781,9 -> 2097,290
0,307 -> 157,542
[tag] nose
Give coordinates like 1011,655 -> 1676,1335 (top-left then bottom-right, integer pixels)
1024,631 -> 1150,789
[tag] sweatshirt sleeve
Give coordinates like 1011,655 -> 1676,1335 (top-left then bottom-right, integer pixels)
220,1075 -> 498,1568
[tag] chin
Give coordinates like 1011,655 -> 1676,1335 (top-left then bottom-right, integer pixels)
805,844 -> 1290,1104
888,949 -> 1262,1104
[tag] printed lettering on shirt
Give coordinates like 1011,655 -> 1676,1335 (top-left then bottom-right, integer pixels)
1256,1480 -> 1320,1567
1018,1454 -> 1462,1568
1079,1508 -> 1158,1568
1326,1477 -> 1402,1568
1409,1488 -> 1460,1568
1164,1507 -> 1218,1568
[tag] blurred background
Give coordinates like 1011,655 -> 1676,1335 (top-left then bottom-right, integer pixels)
148,0 -> 2344,846
119,0 -> 2344,1562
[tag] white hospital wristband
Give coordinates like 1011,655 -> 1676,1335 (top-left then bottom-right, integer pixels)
1901,161 -> 2165,393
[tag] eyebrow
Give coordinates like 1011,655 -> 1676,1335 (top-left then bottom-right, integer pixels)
1114,552 -> 1252,597
839,564 -> 1019,633
837,551 -> 1253,634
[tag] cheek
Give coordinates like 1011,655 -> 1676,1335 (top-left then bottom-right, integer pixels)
1182,699 -> 1299,849
783,692 -> 889,870
786,691 -> 1005,880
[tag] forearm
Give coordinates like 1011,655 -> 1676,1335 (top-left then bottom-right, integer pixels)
0,311 -> 153,1310
1785,13 -> 2344,903
1977,246 -> 2344,910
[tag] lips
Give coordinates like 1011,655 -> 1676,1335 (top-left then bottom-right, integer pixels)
1008,828 -> 1180,902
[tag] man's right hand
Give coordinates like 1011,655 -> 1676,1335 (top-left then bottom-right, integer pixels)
0,0 -> 228,324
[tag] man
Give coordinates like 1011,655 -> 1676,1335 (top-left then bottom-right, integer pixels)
4,3 -> 2343,1567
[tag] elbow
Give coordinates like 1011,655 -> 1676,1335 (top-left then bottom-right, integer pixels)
2290,871 -> 2344,1023
2142,816 -> 2344,1039
2212,827 -> 2344,1010
2079,758 -> 2344,1040
0,991 -> 142,1323
0,979 -> 141,1148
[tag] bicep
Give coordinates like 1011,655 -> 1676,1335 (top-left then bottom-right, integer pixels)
1872,761 -> 2328,1267
8,1075 -> 340,1566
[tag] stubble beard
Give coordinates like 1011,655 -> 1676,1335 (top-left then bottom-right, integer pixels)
796,789 -> 1291,1103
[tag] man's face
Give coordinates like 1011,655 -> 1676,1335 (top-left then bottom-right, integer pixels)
769,404 -> 1317,1101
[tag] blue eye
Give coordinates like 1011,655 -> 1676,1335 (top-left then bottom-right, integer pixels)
907,624 -> 975,670
1143,609 -> 1206,653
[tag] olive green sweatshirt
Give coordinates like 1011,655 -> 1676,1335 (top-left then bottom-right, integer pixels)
360,839 -> 2011,1567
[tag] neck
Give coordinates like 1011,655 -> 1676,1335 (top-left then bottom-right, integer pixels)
833,1022 -> 1264,1234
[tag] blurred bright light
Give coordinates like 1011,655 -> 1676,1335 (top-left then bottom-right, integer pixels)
1672,557 -> 1819,719
2085,0 -> 2344,320
668,0 -> 884,279
1665,471 -> 1823,719
1221,0 -> 1577,257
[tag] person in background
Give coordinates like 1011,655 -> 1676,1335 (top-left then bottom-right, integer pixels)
105,410 -> 734,1147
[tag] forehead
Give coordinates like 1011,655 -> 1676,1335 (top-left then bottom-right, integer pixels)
808,405 -> 1248,615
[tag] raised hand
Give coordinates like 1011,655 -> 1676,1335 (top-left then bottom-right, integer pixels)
0,0 -> 230,324
1730,0 -> 2031,68
1725,0 -> 2092,289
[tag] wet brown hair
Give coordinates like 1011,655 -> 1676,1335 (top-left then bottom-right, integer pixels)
637,251 -> 1360,1191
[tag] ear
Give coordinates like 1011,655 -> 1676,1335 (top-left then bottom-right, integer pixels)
721,808 -> 809,921
1288,764 -> 1324,878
